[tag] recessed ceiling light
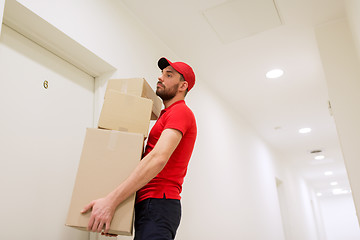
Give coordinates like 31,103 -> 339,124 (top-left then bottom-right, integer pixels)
316,192 -> 323,197
315,155 -> 325,160
330,181 -> 338,186
324,171 -> 333,176
299,128 -> 312,134
332,188 -> 349,195
266,69 -> 284,79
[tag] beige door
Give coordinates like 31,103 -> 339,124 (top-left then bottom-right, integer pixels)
0,24 -> 94,239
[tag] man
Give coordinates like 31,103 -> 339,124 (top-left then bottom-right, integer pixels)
81,57 -> 197,240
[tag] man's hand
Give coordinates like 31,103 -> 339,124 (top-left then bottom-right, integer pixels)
81,197 -> 116,235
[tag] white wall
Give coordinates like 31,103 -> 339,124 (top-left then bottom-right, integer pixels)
315,18 -> 360,225
277,164 -> 319,240
318,195 -> 360,240
178,82 -> 285,239
345,0 -> 360,59
2,1 -> 321,239
309,189 -> 327,240
16,0 -> 175,85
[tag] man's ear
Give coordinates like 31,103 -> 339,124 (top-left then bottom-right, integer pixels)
179,81 -> 188,92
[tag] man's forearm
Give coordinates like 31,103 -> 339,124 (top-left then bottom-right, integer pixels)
106,151 -> 168,208
106,128 -> 182,208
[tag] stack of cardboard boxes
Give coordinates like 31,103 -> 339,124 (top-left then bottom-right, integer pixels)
66,78 -> 162,236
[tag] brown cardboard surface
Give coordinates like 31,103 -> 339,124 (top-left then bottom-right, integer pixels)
105,78 -> 162,120
66,128 -> 144,236
98,90 -> 153,137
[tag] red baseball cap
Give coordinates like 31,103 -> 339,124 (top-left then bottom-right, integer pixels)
158,57 -> 196,91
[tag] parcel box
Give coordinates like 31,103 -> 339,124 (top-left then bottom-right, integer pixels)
66,128 -> 144,236
105,78 -> 162,120
98,90 -> 153,137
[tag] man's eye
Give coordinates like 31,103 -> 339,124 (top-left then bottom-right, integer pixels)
167,74 -> 171,77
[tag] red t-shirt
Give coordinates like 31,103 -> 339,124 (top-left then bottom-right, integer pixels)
136,100 -> 197,203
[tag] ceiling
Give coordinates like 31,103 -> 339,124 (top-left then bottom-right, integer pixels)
120,0 -> 350,197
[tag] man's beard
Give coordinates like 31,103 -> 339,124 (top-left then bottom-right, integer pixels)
156,83 -> 179,101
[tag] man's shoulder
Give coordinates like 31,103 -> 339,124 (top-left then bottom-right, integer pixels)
170,102 -> 195,118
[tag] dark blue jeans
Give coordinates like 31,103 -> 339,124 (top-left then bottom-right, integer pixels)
134,197 -> 181,240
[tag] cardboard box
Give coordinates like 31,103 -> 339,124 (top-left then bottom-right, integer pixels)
105,78 -> 162,120
66,128 -> 144,236
98,90 -> 153,137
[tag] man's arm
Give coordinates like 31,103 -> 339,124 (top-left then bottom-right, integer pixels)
81,128 -> 183,234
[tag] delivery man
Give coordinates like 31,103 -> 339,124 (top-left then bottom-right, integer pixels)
81,57 -> 197,240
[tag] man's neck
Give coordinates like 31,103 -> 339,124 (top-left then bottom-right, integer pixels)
163,95 -> 185,108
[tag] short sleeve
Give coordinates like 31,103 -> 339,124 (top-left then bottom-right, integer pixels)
162,104 -> 195,136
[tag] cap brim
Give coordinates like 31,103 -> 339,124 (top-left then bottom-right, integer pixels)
158,57 -> 171,70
